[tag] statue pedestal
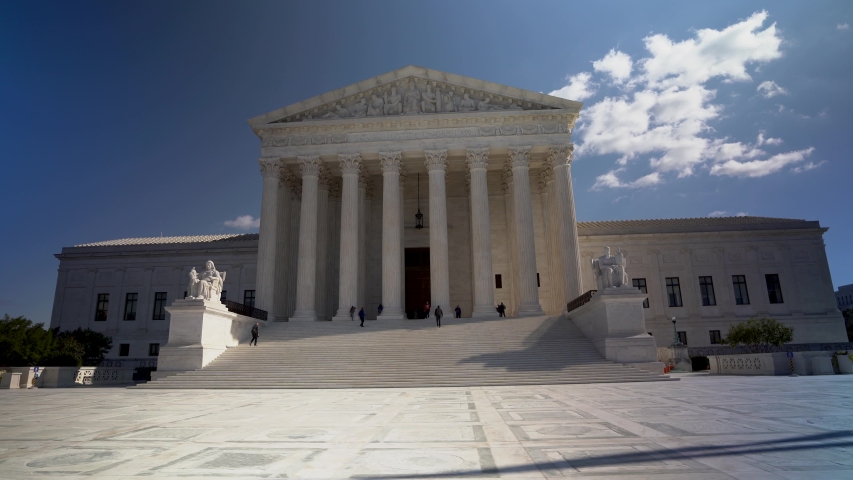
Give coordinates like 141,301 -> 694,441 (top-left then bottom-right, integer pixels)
567,287 -> 663,374
153,299 -> 260,380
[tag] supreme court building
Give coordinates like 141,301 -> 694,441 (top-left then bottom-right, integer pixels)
50,66 -> 848,358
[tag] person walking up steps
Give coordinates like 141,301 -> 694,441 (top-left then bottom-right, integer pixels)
250,322 -> 259,346
434,305 -> 443,327
358,307 -> 366,327
349,305 -> 356,321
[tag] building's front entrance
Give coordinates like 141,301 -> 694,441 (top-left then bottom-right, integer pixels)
404,248 -> 431,319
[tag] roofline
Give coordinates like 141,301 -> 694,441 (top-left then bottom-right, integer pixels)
247,65 -> 583,127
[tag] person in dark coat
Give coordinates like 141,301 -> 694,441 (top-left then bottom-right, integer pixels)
497,302 -> 506,317
358,307 -> 366,327
250,323 -> 259,346
378,304 -> 384,316
349,305 -> 356,321
434,305 -> 443,327
455,305 -> 461,318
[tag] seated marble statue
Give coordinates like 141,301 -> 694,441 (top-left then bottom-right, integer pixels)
188,261 -> 227,301
591,247 -> 629,290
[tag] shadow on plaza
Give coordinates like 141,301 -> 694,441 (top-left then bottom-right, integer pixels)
380,431 -> 853,478
458,315 -> 605,371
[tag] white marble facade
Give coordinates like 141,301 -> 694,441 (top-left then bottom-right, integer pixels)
49,66 -> 848,357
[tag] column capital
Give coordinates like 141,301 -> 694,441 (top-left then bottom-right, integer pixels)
259,158 -> 282,178
548,144 -> 575,167
508,146 -> 532,168
328,178 -> 342,199
297,155 -> 322,177
399,166 -> 407,187
318,167 -> 334,190
379,151 -> 403,173
358,165 -> 370,188
424,149 -> 448,172
338,153 -> 362,175
466,147 -> 490,170
501,163 -> 514,194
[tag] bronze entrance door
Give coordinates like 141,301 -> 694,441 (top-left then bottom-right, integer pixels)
404,248 -> 431,319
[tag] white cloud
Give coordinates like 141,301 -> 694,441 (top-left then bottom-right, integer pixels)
791,160 -> 827,173
757,80 -> 788,98
560,10 -> 815,188
224,215 -> 260,230
593,49 -> 633,83
708,210 -> 728,217
838,23 -> 850,30
549,72 -> 597,101
710,147 -> 815,177
735,212 -> 749,217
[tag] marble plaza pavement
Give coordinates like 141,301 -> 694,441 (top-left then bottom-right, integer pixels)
1,375 -> 852,479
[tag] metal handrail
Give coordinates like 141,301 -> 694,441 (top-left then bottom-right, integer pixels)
224,300 -> 268,321
566,290 -> 597,314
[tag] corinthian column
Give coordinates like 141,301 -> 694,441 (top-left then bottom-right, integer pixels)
550,145 -> 583,303
255,158 -> 281,313
466,148 -> 496,317
333,154 -> 361,320
291,155 -> 322,321
313,169 -> 331,320
508,146 -> 545,316
272,168 -> 293,321
379,152 -> 405,319
425,149 -> 450,311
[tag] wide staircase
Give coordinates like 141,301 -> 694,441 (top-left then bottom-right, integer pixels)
135,315 -> 671,389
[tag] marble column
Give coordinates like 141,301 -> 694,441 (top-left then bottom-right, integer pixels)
379,152 -> 405,319
313,169 -> 331,320
550,145 -> 583,304
425,149 -> 450,311
502,165 -> 520,315
272,168 -> 293,321
333,154 -> 361,320
399,167 -> 407,318
466,148 -> 496,317
357,169 -> 368,312
508,146 -> 545,316
327,180 -> 342,320
285,179 -> 301,317
291,155 -> 322,321
255,159 -> 281,313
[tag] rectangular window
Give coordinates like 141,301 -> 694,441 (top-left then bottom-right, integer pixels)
220,290 -> 227,302
119,343 -> 130,357
152,292 -> 167,320
677,331 -> 688,345
766,274 -> 784,304
124,293 -> 138,321
665,277 -> 683,307
732,275 -> 750,305
148,343 -> 160,356
699,276 -> 717,306
95,293 -> 109,321
632,278 -> 649,308
495,274 -> 503,289
243,290 -> 256,308
709,330 -> 722,344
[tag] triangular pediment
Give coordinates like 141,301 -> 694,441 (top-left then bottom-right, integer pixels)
248,65 -> 582,126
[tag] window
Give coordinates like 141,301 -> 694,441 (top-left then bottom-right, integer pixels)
699,276 -> 717,306
709,330 -> 722,344
152,292 -> 167,320
766,274 -> 784,304
632,278 -> 649,308
665,277 -> 683,307
220,290 -> 227,302
495,274 -> 503,289
124,293 -> 138,320
119,344 -> 130,357
95,294 -> 109,321
148,343 -> 160,356
243,290 -> 256,308
537,273 -> 541,288
732,275 -> 750,305
677,331 -> 688,345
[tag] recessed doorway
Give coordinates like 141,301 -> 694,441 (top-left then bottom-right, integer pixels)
405,248 -> 430,319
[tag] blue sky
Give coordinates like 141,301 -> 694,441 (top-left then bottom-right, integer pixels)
2,1 -> 851,323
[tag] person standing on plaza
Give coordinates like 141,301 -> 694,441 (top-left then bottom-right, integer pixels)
358,307 -> 366,327
349,305 -> 356,321
497,302 -> 506,317
250,322 -> 259,346
434,305 -> 443,327
455,305 -> 461,318
378,303 -> 384,316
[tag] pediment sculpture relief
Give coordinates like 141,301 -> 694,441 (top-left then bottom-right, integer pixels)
279,77 -> 549,123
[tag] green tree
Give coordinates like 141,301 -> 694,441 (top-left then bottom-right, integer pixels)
55,328 -> 113,366
0,315 -> 55,366
723,317 -> 794,353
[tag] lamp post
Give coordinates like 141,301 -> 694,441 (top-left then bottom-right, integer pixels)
671,317 -> 681,346
414,173 -> 424,229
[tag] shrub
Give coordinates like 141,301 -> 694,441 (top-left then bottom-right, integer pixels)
723,317 -> 794,353
0,315 -> 55,366
53,328 -> 113,366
